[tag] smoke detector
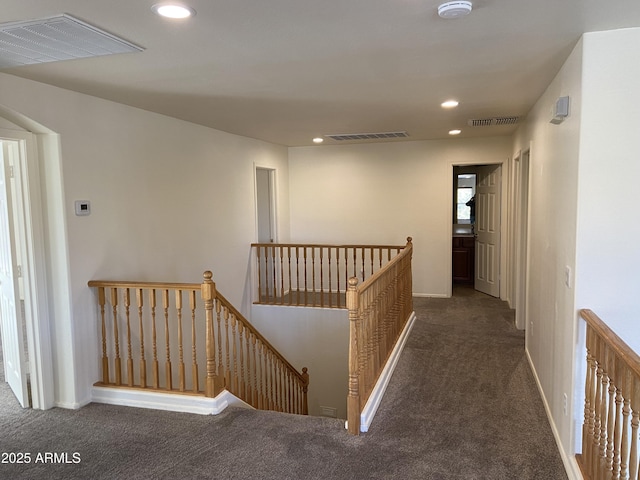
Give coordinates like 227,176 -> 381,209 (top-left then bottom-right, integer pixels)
438,1 -> 473,19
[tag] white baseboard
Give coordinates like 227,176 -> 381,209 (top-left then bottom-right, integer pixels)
525,350 -> 582,480
91,386 -> 253,415
412,293 -> 449,298
357,311 -> 416,433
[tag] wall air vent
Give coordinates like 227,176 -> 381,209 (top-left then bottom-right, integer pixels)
0,14 -> 144,69
326,131 -> 409,141
467,116 -> 520,127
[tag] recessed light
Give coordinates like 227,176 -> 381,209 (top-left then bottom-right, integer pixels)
313,137 -> 324,144
152,3 -> 196,19
441,100 -> 459,109
449,129 -> 462,135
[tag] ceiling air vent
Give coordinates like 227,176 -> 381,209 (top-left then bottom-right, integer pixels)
326,131 -> 409,141
467,116 -> 519,127
0,14 -> 144,69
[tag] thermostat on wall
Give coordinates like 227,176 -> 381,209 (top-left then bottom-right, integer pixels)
74,200 -> 91,216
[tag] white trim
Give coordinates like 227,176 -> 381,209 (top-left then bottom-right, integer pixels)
356,311 -> 416,433
91,387 -> 254,415
412,293 -> 449,299
525,349 -> 582,480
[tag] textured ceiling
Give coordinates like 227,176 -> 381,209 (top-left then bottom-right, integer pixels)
1,0 -> 640,146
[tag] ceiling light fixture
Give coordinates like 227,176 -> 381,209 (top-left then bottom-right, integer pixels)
313,137 -> 324,144
441,100 -> 459,108
449,129 -> 462,135
438,1 -> 472,19
152,3 -> 196,19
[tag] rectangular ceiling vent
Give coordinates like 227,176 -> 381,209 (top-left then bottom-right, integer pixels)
0,14 -> 144,69
326,131 -> 409,141
467,116 -> 520,127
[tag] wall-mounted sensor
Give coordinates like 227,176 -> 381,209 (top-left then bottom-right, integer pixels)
74,200 -> 91,216
550,96 -> 570,124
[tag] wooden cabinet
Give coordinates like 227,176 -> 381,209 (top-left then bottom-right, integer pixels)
452,236 -> 475,284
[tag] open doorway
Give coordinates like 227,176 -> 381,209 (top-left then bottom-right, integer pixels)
452,164 -> 502,298
0,138 -> 31,408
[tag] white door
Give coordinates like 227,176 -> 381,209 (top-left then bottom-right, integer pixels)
475,164 -> 501,297
0,141 -> 29,407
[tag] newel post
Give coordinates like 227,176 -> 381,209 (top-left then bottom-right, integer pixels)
202,271 -> 222,397
346,276 -> 361,435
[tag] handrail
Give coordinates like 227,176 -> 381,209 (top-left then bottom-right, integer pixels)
251,241 -> 408,308
577,309 -> 640,480
346,237 -> 413,435
88,271 -> 309,415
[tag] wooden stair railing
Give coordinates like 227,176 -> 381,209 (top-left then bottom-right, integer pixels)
88,271 -> 309,415
577,309 -> 640,480
251,241 -> 407,308
346,237 -> 413,435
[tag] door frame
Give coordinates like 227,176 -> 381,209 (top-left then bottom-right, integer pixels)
447,159 -> 507,299
0,129 -> 54,409
513,148 -> 531,330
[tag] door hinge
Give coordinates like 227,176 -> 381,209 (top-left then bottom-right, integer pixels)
17,265 -> 23,277
9,166 -> 15,178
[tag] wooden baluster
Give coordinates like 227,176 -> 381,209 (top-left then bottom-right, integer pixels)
231,313 -> 238,394
593,347 -> 603,478
189,290 -> 198,393
224,307 -> 231,388
586,327 -> 597,476
287,246 -> 292,306
267,350 -> 273,410
295,246 -> 300,305
162,289 -> 172,391
124,288 -> 133,387
256,245 -> 263,302
286,369 -> 292,413
98,287 -> 109,384
606,347 -> 617,475
240,322 -> 248,400
311,247 -> 316,306
378,247 -> 383,269
353,248 -> 357,282
370,247 -> 374,279
111,288 -> 122,386
251,334 -> 258,408
612,383 -> 623,480
136,289 -> 146,388
629,372 -> 639,480
320,247 -> 324,307
262,343 -> 269,409
347,277 -> 361,434
264,245 -> 271,303
271,245 -> 277,304
175,290 -> 185,392
327,247 -> 332,308
301,367 -> 309,415
303,247 -> 308,305
149,289 -> 159,389
622,385 -> 632,480
257,342 -> 264,409
600,360 -> 610,479
280,246 -> 284,305
216,298 -> 224,387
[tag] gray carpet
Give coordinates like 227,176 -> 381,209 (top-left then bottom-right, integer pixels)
0,286 -> 568,479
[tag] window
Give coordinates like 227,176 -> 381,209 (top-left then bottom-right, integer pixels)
455,173 -> 476,224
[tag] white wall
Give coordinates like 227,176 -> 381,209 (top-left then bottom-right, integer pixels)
512,27 -> 640,477
0,73 -> 290,408
511,37 -> 583,462
575,28 -> 640,351
288,138 -> 511,297
251,304 -> 349,418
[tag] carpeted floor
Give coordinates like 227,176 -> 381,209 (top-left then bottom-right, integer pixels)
0,286 -> 568,480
